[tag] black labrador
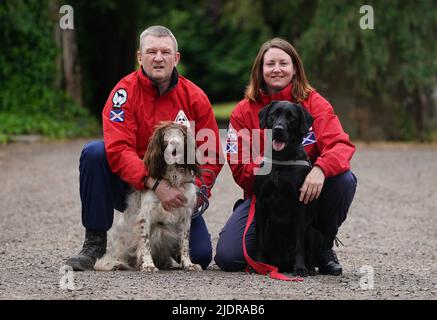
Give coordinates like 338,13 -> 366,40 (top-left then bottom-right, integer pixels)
254,100 -> 322,277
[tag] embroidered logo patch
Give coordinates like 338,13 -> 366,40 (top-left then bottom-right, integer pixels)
110,109 -> 125,122
227,123 -> 237,141
112,89 -> 127,108
174,110 -> 190,127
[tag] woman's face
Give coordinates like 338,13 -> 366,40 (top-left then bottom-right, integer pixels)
262,48 -> 295,95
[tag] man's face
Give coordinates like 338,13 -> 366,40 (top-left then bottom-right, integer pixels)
137,35 -> 180,84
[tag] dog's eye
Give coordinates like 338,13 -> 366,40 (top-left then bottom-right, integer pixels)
287,112 -> 296,122
269,110 -> 280,119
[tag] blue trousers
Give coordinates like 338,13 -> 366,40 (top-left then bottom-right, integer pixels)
214,170 -> 357,271
79,141 -> 212,269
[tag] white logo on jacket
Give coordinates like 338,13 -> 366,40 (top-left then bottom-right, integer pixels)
174,110 -> 190,127
112,89 -> 127,108
226,123 -> 238,154
227,123 -> 237,141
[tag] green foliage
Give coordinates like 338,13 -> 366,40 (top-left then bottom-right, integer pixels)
0,96 -> 98,140
0,0 -> 98,141
1,0 -> 435,141
298,0 -> 437,140
137,1 -> 269,102
212,101 -> 237,120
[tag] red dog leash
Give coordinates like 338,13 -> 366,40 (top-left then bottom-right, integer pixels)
242,196 -> 304,282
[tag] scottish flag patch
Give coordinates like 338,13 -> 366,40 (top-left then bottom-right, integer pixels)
226,142 -> 238,154
302,131 -> 316,146
110,109 -> 125,122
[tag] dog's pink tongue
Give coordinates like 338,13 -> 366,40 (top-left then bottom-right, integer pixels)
272,140 -> 286,151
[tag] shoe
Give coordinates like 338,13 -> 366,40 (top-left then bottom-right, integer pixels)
65,229 -> 107,271
317,248 -> 342,276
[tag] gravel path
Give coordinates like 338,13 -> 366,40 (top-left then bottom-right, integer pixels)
0,139 -> 436,300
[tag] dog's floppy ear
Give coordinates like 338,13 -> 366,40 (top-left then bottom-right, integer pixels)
258,101 -> 276,129
184,126 -> 202,178
144,123 -> 167,179
296,104 -> 313,136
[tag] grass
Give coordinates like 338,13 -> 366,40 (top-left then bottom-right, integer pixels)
212,101 -> 237,121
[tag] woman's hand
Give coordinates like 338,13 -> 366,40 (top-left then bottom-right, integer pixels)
299,166 -> 325,204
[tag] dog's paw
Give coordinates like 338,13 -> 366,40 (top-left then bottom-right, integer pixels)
181,259 -> 202,271
185,263 -> 202,271
141,264 -> 159,273
307,266 -> 317,276
293,266 -> 309,277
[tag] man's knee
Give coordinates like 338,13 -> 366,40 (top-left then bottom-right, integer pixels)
81,141 -> 106,163
191,243 -> 212,270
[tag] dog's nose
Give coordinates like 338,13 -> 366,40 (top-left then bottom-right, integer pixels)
169,138 -> 183,147
273,125 -> 285,133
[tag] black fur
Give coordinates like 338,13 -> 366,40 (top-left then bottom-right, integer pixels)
254,100 -> 322,277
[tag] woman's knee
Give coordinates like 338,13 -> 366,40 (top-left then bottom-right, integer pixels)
214,199 -> 253,272
342,170 -> 358,189
326,170 -> 357,195
214,238 -> 246,272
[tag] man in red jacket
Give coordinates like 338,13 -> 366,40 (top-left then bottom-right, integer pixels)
66,26 -> 222,271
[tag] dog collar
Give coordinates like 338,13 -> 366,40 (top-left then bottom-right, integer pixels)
263,157 -> 312,167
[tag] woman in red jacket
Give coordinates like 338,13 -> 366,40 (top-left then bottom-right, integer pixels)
214,38 -> 357,275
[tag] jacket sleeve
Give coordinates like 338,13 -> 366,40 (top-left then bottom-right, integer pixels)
102,84 -> 147,190
192,91 -> 223,198
309,92 -> 355,177
227,106 -> 259,197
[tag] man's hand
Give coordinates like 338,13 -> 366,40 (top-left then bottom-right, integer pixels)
299,166 -> 325,204
145,178 -> 187,211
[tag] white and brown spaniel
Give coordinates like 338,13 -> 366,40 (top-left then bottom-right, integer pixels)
94,122 -> 202,272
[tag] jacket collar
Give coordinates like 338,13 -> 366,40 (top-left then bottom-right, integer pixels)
259,83 -> 293,105
139,67 -> 179,95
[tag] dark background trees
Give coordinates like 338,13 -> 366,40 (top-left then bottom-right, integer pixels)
1,0 -> 436,141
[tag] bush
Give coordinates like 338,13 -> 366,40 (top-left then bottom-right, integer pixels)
0,0 -> 98,142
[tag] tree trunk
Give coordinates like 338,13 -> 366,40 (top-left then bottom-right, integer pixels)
61,29 -> 83,106
207,0 -> 222,27
49,0 -> 83,106
49,0 -> 62,90
415,86 -> 426,141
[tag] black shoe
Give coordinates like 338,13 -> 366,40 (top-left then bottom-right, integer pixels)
65,230 -> 107,271
317,248 -> 342,276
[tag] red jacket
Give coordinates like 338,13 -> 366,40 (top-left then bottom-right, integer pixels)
227,84 -> 355,199
102,68 -> 223,193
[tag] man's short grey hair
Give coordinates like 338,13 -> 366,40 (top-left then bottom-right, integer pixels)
139,26 -> 178,52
